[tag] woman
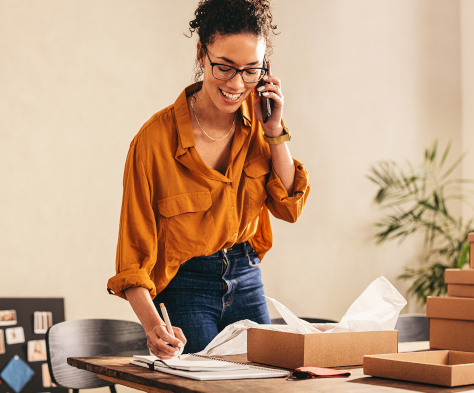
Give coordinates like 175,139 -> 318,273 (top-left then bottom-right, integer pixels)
107,0 -> 310,358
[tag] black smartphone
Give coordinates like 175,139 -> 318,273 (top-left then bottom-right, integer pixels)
259,58 -> 272,123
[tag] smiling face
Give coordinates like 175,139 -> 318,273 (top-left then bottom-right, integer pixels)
198,33 -> 266,115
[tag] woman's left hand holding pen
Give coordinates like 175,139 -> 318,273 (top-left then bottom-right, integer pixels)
124,287 -> 186,359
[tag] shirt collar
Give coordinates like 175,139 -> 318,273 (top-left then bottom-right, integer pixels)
174,82 -> 253,154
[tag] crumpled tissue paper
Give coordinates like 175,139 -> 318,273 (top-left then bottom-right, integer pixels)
196,276 -> 406,356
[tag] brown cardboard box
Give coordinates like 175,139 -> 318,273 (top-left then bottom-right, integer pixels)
364,350 -> 474,387
447,284 -> 474,298
247,328 -> 398,369
426,296 -> 474,320
469,233 -> 474,269
422,297 -> 474,352
444,269 -> 474,297
430,318 -> 474,351
444,268 -> 474,284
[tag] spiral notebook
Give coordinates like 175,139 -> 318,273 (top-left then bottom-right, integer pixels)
130,354 -> 289,381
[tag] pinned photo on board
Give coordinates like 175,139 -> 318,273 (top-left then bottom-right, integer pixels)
28,340 -> 47,362
5,326 -> 25,345
0,310 -> 17,326
34,311 -> 53,334
42,363 -> 56,387
0,329 -> 5,354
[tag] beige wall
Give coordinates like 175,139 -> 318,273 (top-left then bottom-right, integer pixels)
0,1 -> 468,389
264,0 -> 462,318
461,0 -> 474,199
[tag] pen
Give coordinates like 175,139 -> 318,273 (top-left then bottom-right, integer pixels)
159,303 -> 175,337
159,303 -> 181,358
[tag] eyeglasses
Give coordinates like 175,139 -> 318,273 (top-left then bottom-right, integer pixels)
205,50 -> 268,84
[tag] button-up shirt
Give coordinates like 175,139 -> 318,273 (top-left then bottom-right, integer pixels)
107,82 -> 311,300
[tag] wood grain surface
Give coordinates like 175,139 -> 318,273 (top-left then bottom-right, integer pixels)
67,354 -> 474,393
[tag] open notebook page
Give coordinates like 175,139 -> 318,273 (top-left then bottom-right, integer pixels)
133,354 -> 249,371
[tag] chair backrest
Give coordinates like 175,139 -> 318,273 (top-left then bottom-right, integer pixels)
46,319 -> 149,389
395,314 -> 429,342
271,317 -> 338,324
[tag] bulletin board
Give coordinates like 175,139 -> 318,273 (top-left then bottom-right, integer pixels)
0,298 -> 67,393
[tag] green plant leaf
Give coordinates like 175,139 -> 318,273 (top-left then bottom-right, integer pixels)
370,140 -> 474,305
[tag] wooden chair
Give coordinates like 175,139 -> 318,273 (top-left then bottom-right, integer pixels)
45,319 -> 149,393
394,314 -> 429,342
271,317 -> 338,324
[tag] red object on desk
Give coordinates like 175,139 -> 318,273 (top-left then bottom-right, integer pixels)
293,366 -> 351,379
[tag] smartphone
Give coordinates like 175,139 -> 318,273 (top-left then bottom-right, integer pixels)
259,58 -> 272,123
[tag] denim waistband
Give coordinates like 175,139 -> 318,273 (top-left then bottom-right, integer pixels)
209,241 -> 251,257
178,241 -> 256,275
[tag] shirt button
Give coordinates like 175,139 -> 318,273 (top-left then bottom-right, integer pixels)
233,232 -> 237,237
231,206 -> 234,211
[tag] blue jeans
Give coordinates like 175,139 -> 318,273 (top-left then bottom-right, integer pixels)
152,241 -> 271,354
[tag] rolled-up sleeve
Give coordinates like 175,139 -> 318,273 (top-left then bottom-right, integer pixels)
265,158 -> 311,223
107,141 -> 158,300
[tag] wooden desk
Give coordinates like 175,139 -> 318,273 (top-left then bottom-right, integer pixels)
67,343 -> 474,393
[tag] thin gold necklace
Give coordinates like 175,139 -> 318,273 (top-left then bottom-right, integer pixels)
191,94 -> 236,141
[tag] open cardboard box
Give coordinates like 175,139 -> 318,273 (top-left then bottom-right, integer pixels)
247,328 -> 398,369
364,350 -> 474,387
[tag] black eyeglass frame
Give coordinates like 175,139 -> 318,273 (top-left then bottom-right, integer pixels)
204,50 -> 269,84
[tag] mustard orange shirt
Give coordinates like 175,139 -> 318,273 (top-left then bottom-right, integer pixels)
107,82 -> 311,300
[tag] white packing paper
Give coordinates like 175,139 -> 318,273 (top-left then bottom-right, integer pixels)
264,296 -> 320,334
197,276 -> 406,356
330,276 -> 407,333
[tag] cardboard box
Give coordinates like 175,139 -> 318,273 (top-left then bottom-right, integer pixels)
247,328 -> 398,369
427,297 -> 474,351
469,233 -> 474,269
430,318 -> 474,351
447,284 -> 474,298
426,296 -> 474,320
364,350 -> 474,387
444,269 -> 474,284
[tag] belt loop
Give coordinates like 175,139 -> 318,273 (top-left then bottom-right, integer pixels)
244,242 -> 251,265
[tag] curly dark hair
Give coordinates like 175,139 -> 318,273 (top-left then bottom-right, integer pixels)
188,0 -> 278,81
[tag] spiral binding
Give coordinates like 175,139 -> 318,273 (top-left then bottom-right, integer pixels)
191,353 -> 288,374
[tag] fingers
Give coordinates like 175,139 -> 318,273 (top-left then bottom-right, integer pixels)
253,60 -> 284,125
262,74 -> 281,89
256,74 -> 283,103
173,326 -> 187,347
264,60 -> 281,89
257,83 -> 283,102
257,86 -> 284,108
146,325 -> 185,360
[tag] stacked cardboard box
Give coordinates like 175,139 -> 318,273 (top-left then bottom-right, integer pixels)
362,233 -> 474,387
427,233 -> 474,351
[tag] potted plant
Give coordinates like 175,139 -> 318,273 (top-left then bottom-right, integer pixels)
368,141 -> 474,304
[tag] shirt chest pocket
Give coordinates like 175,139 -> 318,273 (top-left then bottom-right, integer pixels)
157,191 -> 215,266
244,155 -> 271,221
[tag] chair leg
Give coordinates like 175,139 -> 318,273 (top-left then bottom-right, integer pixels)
109,385 -> 117,393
